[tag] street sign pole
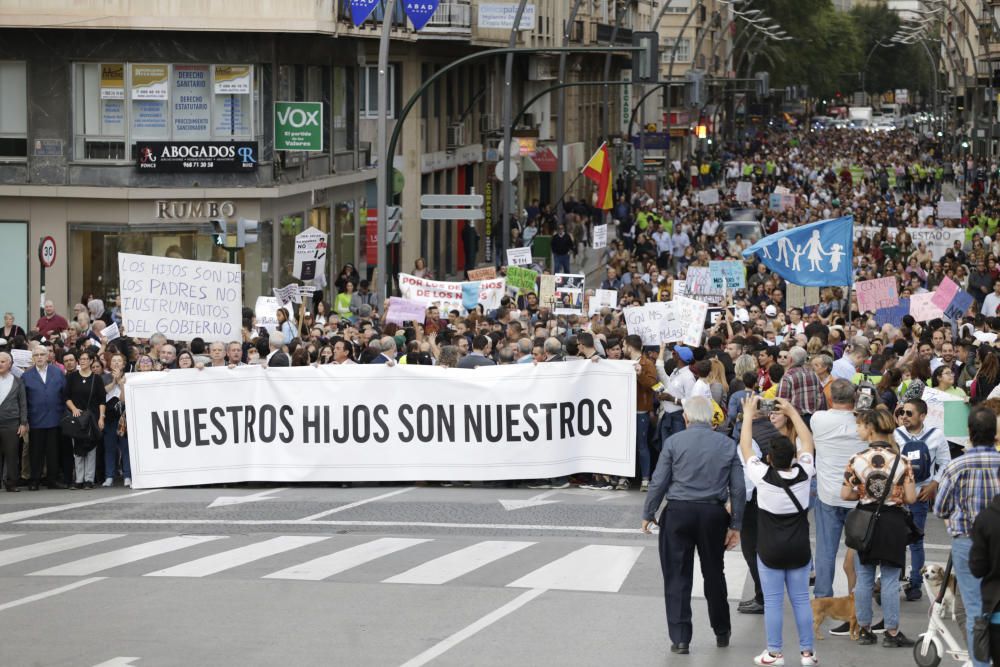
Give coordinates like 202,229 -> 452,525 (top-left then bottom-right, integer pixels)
501,0 -> 530,265
376,0 -> 398,303
37,236 -> 56,319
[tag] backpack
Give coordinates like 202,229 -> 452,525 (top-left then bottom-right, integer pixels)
895,427 -> 936,483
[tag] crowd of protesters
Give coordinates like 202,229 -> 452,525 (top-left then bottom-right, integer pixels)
2,122 -> 1000,663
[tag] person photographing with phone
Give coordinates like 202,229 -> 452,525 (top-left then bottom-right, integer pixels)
641,396 -> 745,656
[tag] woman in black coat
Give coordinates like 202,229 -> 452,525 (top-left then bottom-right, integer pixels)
64,348 -> 106,489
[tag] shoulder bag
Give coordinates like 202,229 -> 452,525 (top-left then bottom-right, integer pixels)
59,375 -> 99,444
844,449 -> 901,555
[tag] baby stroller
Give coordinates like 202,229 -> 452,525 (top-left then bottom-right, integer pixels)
912,555 -> 971,667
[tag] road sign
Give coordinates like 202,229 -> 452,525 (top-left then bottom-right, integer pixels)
274,101 -> 323,152
420,208 -> 485,220
495,160 -> 518,181
420,194 -> 485,207
38,236 -> 56,268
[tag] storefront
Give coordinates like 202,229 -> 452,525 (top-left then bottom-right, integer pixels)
0,176 -> 369,328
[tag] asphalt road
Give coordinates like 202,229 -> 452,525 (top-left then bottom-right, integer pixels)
0,484 -> 962,666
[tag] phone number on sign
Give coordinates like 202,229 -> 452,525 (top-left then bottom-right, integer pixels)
182,161 -> 216,168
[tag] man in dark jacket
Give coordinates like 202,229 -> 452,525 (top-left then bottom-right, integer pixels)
456,336 -> 495,369
0,352 -> 27,491
550,224 -> 574,274
21,346 -> 68,489
970,469 -> 1000,665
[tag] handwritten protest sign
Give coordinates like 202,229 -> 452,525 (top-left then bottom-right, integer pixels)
588,288 -> 618,315
553,274 -> 585,315
670,296 -> 709,347
624,303 -> 668,345
467,266 -> 496,281
102,322 -> 121,342
385,297 -> 427,325
11,349 -> 31,368
932,277 -> 960,309
506,247 -> 532,266
254,296 -> 285,336
875,298 -> 910,328
686,267 -> 726,299
856,277 -> 899,313
910,291 -> 945,322
936,200 -> 962,219
943,289 -> 974,321
698,189 -> 720,205
507,266 -> 538,294
592,224 -> 608,249
292,227 -> 328,281
273,284 -> 303,306
538,274 -> 557,309
709,260 -> 746,289
118,253 -> 242,342
735,181 -> 753,202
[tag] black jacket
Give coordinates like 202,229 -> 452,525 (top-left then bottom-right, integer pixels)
970,494 -> 1000,615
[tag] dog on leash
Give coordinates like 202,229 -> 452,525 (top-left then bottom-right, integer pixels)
812,592 -> 858,640
920,563 -> 958,620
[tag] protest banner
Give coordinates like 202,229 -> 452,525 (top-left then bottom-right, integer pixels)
254,296 -> 286,335
507,266 -> 538,294
697,189 -> 719,205
588,288 -> 618,315
624,304 -> 667,345
398,273 -> 506,313
943,290 -> 974,321
592,224 -> 608,249
118,253 -> 242,343
922,387 -> 969,445
671,296 -> 708,347
466,266 -> 496,281
506,247 -> 532,266
553,274 -> 585,315
735,181 -> 753,203
874,298 -> 910,328
292,227 -> 328,281
932,277 -> 960,309
385,297 -> 427,325
852,226 -> 964,261
538,274 -> 556,309
686,267 -> 726,298
11,349 -> 31,368
936,200 -> 962,220
102,322 -> 121,342
855,277 -> 899,313
123,363 -> 637,488
910,291 -> 945,321
709,260 -> 746,289
273,284 -> 302,306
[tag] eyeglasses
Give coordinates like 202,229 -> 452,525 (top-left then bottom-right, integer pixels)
902,409 -> 915,417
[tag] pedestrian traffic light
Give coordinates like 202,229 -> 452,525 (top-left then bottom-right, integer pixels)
631,31 -> 659,82
236,218 -> 259,248
210,219 -> 227,247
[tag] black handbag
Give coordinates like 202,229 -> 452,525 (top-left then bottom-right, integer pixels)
844,449 -> 901,555
59,375 -> 99,443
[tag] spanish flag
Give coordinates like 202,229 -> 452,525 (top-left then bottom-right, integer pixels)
582,142 -> 614,210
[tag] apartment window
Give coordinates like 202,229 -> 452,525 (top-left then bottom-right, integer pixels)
360,64 -> 395,119
661,38 -> 692,63
333,66 -> 352,152
73,62 -> 255,160
0,62 -> 27,158
664,0 -> 690,13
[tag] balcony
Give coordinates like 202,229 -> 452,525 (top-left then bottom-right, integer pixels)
421,2 -> 472,36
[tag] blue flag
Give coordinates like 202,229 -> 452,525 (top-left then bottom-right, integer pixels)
404,0 -> 439,30
462,282 -> 480,312
349,0 -> 380,26
742,216 -> 854,287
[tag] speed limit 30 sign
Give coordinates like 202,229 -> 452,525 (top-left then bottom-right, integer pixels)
39,236 -> 57,268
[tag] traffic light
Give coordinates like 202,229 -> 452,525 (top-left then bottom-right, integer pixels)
386,206 -> 402,244
631,31 -> 659,82
210,219 -> 227,247
236,218 -> 259,248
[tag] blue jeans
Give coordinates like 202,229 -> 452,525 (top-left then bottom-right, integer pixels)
812,500 -> 850,598
636,412 -> 651,479
553,253 -> 570,274
658,410 -> 686,446
758,558 -> 814,653
103,419 -> 130,479
907,499 -> 928,589
854,554 -> 901,631
953,536 -> 990,667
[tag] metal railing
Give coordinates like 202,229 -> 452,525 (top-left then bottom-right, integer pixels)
426,2 -> 471,29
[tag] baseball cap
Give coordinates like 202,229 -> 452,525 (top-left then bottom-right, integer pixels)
673,345 -> 694,363
764,305 -> 778,318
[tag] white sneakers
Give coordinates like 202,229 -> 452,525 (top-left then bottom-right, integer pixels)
799,653 -> 818,666
124,478 -> 132,488
754,650 -> 783,666
101,478 -> 113,488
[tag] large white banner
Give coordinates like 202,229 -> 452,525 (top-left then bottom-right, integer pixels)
119,253 -> 242,342
124,364 -> 637,488
398,272 -> 506,312
852,226 -> 964,260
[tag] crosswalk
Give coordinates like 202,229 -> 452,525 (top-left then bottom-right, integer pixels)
0,532 -> 850,598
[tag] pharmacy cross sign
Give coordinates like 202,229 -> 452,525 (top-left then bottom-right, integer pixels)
403,0 -> 440,30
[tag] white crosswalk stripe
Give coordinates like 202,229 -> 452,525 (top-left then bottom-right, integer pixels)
144,536 -> 329,578
262,537 -> 429,581
384,540 -> 535,585
0,534 -> 123,568
507,545 -> 643,593
28,535 -> 226,576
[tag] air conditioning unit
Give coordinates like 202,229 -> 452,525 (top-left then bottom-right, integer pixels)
447,123 -> 465,149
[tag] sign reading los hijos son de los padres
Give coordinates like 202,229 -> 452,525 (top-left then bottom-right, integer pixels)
136,141 -> 258,172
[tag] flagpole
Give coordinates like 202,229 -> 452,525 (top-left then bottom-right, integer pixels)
552,170 -> 586,216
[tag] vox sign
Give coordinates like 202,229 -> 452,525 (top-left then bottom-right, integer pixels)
274,101 -> 323,152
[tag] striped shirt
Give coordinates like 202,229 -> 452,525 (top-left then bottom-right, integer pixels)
934,446 -> 1000,537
